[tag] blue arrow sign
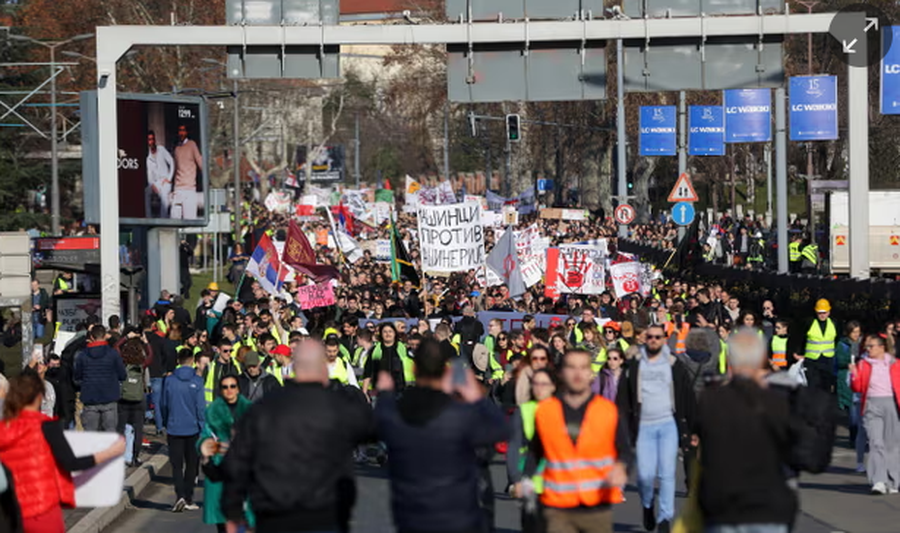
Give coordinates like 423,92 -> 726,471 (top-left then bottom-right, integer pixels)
688,106 -> 725,156
672,202 -> 695,226
882,27 -> 900,114
639,106 -> 677,156
724,89 -> 771,143
790,76 -> 838,141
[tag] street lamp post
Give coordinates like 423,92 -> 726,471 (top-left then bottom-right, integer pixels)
11,33 -> 94,235
201,59 -> 241,243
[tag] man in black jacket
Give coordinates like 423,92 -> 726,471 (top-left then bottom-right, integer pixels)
223,339 -> 373,533
374,338 -> 508,533
616,324 -> 696,533
694,328 -> 798,532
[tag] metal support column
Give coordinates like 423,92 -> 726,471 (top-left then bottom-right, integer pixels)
848,42 -> 870,279
98,60 -> 120,323
354,112 -> 361,188
765,143 -> 773,226
775,88 -> 788,274
50,47 -> 60,236
233,78 -> 241,246
677,90 -> 687,241
616,39 -> 627,238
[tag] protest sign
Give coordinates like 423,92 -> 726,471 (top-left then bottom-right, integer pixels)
540,208 -> 589,221
67,431 -> 125,507
550,243 -> 607,295
264,191 -> 292,213
358,312 -> 583,336
296,283 -> 336,310
55,298 -> 102,332
417,202 -> 485,273
610,261 -> 644,298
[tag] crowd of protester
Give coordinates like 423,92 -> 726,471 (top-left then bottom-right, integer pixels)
0,192 -> 887,533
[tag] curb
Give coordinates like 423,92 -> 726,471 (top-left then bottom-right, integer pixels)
68,450 -> 170,533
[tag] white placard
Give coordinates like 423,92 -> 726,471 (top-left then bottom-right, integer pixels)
417,202 -> 485,273
65,431 -> 126,508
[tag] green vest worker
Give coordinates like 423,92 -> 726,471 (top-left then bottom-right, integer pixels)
362,323 -> 413,394
204,342 -> 243,405
507,367 -> 556,514
800,242 -> 819,272
800,299 -> 838,393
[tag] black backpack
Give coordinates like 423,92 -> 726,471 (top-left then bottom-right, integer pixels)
121,364 -> 145,403
788,385 -> 837,474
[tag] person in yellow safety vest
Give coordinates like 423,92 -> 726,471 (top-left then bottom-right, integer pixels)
769,320 -> 790,370
323,327 -> 352,364
717,323 -> 732,374
482,320 -> 506,382
352,329 -> 376,370
602,322 -> 631,354
52,271 -> 74,295
576,324 -> 606,374
797,298 -> 838,392
361,323 -> 413,395
203,340 -> 243,405
325,338 -> 359,387
569,308 -> 600,346
788,235 -> 803,273
155,308 -> 175,337
264,344 -> 293,386
258,310 -> 283,344
506,368 -> 556,532
800,240 -> 819,274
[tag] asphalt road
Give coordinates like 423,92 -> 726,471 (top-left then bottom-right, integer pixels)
104,450 -> 872,533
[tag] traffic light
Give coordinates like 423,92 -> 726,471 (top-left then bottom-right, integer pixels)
506,114 -> 521,142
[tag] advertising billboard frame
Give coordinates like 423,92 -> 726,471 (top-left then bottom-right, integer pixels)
81,91 -> 211,227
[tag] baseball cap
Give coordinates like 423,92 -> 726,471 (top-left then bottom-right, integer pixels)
271,344 -> 291,357
244,351 -> 261,366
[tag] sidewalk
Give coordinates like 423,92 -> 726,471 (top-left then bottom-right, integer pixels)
797,429 -> 900,533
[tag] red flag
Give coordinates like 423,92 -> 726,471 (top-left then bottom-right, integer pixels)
384,178 -> 393,190
282,220 -> 340,283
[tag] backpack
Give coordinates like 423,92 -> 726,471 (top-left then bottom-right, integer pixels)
121,364 -> 145,402
787,385 -> 836,474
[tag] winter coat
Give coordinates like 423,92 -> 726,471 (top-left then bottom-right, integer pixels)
200,396 -> 254,526
73,341 -> 126,405
834,336 -> 859,412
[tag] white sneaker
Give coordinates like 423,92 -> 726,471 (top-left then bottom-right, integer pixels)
872,482 -> 888,495
889,488 -> 899,495
184,502 -> 199,511
856,463 -> 866,473
172,498 -> 186,512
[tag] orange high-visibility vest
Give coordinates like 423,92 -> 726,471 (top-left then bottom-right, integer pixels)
771,335 -> 788,368
535,396 -> 624,509
665,322 -> 691,355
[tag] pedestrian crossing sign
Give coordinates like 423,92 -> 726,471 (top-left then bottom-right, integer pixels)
835,235 -> 847,246
667,173 -> 699,203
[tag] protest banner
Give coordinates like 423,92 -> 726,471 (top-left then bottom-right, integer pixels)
540,208 -> 590,221
264,191 -> 292,213
357,312 -> 582,336
54,297 -> 102,332
610,261 -> 644,298
550,243 -> 607,295
296,283 -> 336,310
417,202 -> 485,273
67,431 -> 125,507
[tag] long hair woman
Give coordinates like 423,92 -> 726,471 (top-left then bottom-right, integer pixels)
0,373 -> 124,533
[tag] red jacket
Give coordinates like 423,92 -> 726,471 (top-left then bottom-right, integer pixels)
0,410 -> 75,518
849,357 -> 900,415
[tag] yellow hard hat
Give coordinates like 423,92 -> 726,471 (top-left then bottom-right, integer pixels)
814,299 -> 831,313
207,282 -> 219,291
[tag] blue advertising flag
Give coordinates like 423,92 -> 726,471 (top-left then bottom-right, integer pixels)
789,76 -> 838,141
639,106 -> 677,156
688,106 -> 725,156
724,89 -> 772,143
882,27 -> 900,115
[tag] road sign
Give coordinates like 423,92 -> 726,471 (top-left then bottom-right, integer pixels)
614,204 -> 636,225
891,235 -> 899,246
667,173 -> 699,203
836,235 -> 848,246
672,202 -> 696,226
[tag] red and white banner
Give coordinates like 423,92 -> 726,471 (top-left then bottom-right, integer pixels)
610,261 -> 643,299
545,243 -> 606,295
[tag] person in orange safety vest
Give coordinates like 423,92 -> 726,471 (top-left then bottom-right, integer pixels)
525,348 -> 631,533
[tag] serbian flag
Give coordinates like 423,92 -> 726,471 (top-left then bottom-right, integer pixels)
333,203 -> 355,235
282,220 -> 340,283
246,234 -> 287,295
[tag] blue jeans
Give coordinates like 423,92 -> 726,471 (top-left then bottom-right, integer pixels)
706,525 -> 789,533
150,377 -> 164,433
33,321 -> 44,340
637,418 -> 679,522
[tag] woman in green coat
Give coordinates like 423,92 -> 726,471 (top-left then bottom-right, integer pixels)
198,374 -> 254,532
835,321 -> 861,413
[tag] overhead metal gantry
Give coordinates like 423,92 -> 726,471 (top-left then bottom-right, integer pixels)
95,12 -> 869,321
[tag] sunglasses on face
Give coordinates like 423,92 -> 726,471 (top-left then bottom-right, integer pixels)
221,384 -> 238,390
646,335 -> 665,340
